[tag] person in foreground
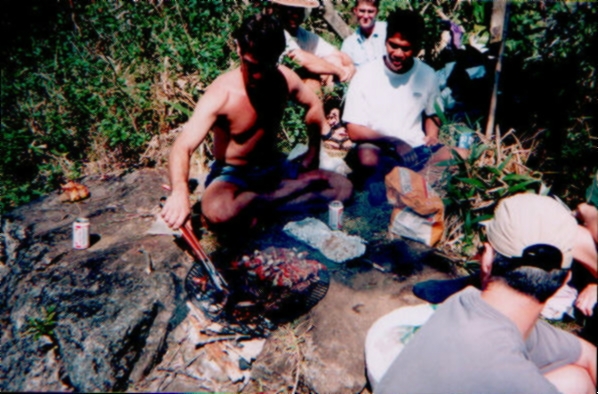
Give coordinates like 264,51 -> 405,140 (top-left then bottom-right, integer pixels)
375,193 -> 597,394
343,8 -> 467,186
161,13 -> 352,233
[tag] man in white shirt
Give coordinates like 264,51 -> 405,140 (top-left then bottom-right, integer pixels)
341,0 -> 387,69
271,0 -> 355,92
343,9 -> 466,189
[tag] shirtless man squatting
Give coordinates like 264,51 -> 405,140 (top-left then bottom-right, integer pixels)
161,13 -> 352,233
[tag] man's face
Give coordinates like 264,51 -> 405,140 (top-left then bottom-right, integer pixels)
240,51 -> 277,89
277,5 -> 305,35
353,2 -> 378,31
384,32 -> 416,74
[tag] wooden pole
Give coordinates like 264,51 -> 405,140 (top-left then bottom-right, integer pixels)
321,0 -> 353,39
485,0 -> 509,138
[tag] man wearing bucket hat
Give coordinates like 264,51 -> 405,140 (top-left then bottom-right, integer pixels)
269,0 -> 355,92
374,193 -> 596,394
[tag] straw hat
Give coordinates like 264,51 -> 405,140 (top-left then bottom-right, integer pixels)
270,0 -> 319,8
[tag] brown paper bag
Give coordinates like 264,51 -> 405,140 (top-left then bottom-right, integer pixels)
385,167 -> 444,246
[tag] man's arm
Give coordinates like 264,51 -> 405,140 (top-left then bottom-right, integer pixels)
323,51 -> 356,82
423,115 -> 441,146
280,65 -> 327,170
287,48 -> 349,81
346,122 -> 383,142
347,122 -> 417,164
161,84 -> 226,229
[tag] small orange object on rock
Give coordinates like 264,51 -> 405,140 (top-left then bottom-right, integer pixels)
59,181 -> 90,202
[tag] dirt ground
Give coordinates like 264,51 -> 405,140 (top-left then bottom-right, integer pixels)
130,164 -> 458,393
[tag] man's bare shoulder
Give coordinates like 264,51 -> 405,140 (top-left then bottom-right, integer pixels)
278,65 -> 302,91
206,68 -> 243,94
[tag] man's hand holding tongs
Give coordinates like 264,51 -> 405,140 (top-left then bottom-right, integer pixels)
159,184 -> 228,294
160,185 -> 191,231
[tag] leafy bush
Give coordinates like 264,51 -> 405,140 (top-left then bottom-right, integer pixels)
1,0 -> 595,221
438,121 -> 545,265
0,0 -> 257,213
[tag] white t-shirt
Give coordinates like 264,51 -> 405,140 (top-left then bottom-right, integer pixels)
342,57 -> 441,148
341,21 -> 387,68
283,27 -> 337,58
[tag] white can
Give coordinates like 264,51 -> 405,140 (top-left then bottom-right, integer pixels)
457,132 -> 474,149
328,200 -> 343,230
73,217 -> 90,249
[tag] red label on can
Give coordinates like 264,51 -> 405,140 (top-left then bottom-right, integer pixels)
328,200 -> 343,230
73,218 -> 90,249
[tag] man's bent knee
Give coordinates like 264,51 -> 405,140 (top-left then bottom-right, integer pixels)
544,364 -> 594,394
201,197 -> 236,225
357,145 -> 381,168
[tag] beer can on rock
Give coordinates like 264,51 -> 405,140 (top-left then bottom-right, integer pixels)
328,200 -> 343,230
73,217 -> 90,249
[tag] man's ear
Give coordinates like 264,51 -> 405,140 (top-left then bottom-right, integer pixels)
480,242 -> 494,288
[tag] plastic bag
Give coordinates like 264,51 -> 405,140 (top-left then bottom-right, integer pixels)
385,167 -> 444,246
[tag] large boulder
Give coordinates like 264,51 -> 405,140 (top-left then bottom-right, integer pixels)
0,169 -> 192,392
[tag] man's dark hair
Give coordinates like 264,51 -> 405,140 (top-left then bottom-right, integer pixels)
323,96 -> 343,117
489,250 -> 569,303
386,8 -> 425,50
233,13 -> 286,64
354,0 -> 380,8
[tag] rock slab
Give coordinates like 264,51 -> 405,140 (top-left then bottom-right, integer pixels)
0,169 -> 191,392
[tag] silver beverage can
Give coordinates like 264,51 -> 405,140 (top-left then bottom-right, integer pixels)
457,132 -> 474,149
73,217 -> 90,249
328,200 -> 343,230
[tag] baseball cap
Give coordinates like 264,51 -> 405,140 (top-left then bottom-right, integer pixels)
270,0 -> 319,8
485,193 -> 578,269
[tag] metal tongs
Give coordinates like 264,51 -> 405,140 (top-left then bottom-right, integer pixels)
161,185 -> 228,295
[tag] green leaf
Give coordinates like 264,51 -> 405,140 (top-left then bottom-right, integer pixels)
165,101 -> 193,117
497,154 -> 513,172
434,102 -> 448,125
503,173 -> 536,182
481,166 -> 502,176
472,213 -> 493,225
455,177 -> 487,189
455,124 -> 475,134
507,180 -> 540,194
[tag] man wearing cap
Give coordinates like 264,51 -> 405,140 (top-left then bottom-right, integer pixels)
341,0 -> 387,69
375,193 -> 596,394
270,0 -> 355,92
161,13 -> 352,233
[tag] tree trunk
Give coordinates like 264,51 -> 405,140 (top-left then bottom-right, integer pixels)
485,0 -> 509,138
321,0 -> 353,40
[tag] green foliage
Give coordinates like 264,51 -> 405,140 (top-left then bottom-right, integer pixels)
439,122 -> 543,258
0,0 -> 257,213
23,305 -> 58,341
494,2 -> 597,204
1,0 -> 595,220
280,103 -> 308,153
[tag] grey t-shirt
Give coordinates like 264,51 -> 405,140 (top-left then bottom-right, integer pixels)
375,287 -> 581,394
